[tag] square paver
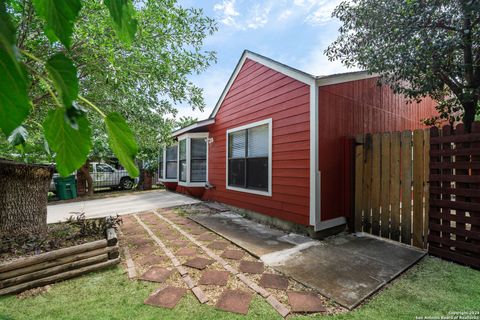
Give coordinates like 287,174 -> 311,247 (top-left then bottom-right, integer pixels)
221,249 -> 245,260
183,257 -> 214,270
238,261 -> 264,274
197,233 -> 217,241
198,270 -> 229,286
132,245 -> 156,256
259,273 -> 289,290
139,267 -> 173,283
287,291 -> 326,313
144,286 -> 187,309
138,255 -> 166,266
164,234 -> 178,241
207,241 -> 229,251
129,237 -> 151,247
216,290 -> 253,315
189,228 -> 206,235
176,247 -> 197,256
169,240 -> 189,247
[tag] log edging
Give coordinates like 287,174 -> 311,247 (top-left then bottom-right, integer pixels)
0,227 -> 119,295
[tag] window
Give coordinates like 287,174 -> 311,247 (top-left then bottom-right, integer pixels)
165,145 -> 178,179
191,138 -> 207,182
179,139 -> 187,182
158,147 -> 164,180
96,164 -> 114,173
227,120 -> 271,195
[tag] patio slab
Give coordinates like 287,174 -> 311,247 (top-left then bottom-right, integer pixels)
262,234 -> 426,309
189,212 -> 296,257
144,286 -> 187,309
216,290 -> 253,315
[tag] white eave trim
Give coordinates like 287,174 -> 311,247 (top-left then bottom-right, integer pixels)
209,50 -> 315,119
172,119 -> 215,137
316,71 -> 378,87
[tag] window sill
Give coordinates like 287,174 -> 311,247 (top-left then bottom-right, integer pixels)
159,179 -> 178,183
226,185 -> 272,197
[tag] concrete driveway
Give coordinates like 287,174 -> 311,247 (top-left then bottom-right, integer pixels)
47,190 -> 200,223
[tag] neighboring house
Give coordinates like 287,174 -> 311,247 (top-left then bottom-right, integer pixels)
158,50 -> 437,234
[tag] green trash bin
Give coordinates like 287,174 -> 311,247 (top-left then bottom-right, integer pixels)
54,175 -> 77,200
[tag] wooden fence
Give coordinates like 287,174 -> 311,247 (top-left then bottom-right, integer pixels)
354,130 -> 429,249
428,123 -> 480,268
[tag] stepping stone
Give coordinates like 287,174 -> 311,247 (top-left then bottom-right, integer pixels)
169,240 -> 189,247
176,247 -> 197,256
189,228 -> 206,235
221,249 -> 245,260
183,257 -> 214,270
132,245 -> 156,256
259,273 -> 289,290
164,234 -> 178,241
144,286 -> 187,309
129,238 -> 151,247
207,241 -> 229,251
198,270 -> 229,286
239,261 -> 264,274
287,291 -> 326,313
138,255 -> 166,266
197,233 -> 217,241
139,267 -> 173,283
174,219 -> 190,225
216,289 -> 252,315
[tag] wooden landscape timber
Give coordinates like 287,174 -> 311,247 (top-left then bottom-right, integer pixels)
0,227 -> 119,295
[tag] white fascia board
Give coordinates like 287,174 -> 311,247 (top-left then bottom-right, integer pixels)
316,71 -> 378,87
209,50 -> 315,119
172,119 -> 215,137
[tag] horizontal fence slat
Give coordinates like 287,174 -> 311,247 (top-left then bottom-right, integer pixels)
430,186 -> 480,198
428,234 -> 480,254
429,174 -> 480,183
429,211 -> 480,225
430,161 -> 480,170
430,199 -> 480,212
430,148 -> 480,156
429,223 -> 480,241
428,246 -> 480,269
430,132 -> 480,144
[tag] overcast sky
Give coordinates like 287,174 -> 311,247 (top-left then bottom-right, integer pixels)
175,0 -> 356,120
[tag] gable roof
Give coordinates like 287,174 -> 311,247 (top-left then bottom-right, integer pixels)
208,50 -> 376,119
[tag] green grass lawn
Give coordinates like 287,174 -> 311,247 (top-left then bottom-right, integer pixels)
0,256 -> 479,320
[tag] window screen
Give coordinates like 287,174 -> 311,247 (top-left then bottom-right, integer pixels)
165,145 -> 177,179
227,123 -> 269,192
179,140 -> 187,182
191,138 -> 207,182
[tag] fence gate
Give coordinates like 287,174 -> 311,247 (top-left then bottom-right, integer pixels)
354,129 -> 429,249
428,124 -> 480,268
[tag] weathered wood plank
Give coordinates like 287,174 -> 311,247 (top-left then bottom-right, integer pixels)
389,132 -> 401,241
423,129 -> 430,249
400,130 -> 412,245
380,132 -> 391,238
354,135 -> 365,232
362,134 -> 373,233
371,133 -> 381,236
412,129 -> 425,248
428,126 -> 441,249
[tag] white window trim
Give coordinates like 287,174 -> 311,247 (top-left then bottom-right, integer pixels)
159,143 -> 178,182
225,118 -> 272,197
177,132 -> 209,187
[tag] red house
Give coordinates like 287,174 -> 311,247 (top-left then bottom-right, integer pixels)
158,50 -> 437,234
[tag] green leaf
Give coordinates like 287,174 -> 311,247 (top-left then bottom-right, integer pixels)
7,125 -> 28,146
43,108 -> 92,177
32,0 -> 81,48
46,53 -> 78,107
0,1 -> 31,136
105,112 -> 139,177
104,0 -> 138,45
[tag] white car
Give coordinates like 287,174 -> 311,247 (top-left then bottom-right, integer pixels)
49,162 -> 137,192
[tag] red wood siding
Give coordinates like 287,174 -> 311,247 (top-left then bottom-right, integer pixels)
203,58 -> 311,226
318,78 -> 437,221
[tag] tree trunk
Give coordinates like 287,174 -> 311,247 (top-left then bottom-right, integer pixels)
462,99 -> 477,133
0,159 -> 53,237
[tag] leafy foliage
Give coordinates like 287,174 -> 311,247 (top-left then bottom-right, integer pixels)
326,0 -> 480,130
0,0 -> 216,177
